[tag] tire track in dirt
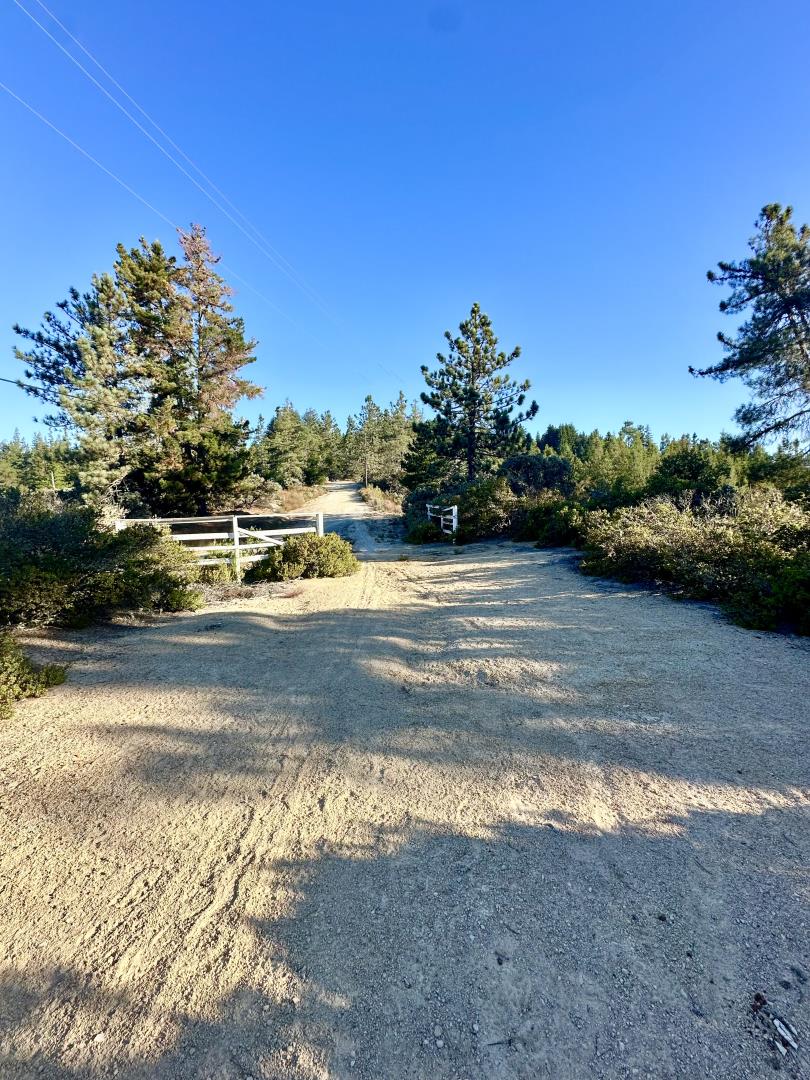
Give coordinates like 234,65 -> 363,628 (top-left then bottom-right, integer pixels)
1,484 -> 808,1079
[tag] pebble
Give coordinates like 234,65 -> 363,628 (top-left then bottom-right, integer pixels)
93,1033 -> 106,1044
436,1039 -> 444,1049
434,1025 -> 442,1038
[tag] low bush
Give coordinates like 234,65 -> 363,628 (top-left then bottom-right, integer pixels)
0,494 -> 203,628
243,532 -> 359,583
227,475 -> 283,511
0,633 -> 66,719
404,520 -> 446,544
361,485 -> 402,513
579,487 -> 810,633
499,453 -> 574,497
275,486 -> 327,513
454,476 -> 517,541
515,492 -> 585,546
404,476 -> 518,542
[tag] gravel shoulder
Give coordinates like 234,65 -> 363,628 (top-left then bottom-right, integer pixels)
1,482 -> 808,1079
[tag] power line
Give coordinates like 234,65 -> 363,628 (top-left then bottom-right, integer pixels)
27,0 -> 322,300
0,79 -> 176,228
11,0 -> 334,319
0,79 -> 328,345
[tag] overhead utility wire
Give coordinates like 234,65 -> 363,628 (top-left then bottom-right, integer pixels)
28,0 -> 325,304
0,79 -> 328,344
12,0 -> 333,319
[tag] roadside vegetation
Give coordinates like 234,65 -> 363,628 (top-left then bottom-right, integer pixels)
1,203 -> 808,719
360,484 -> 403,514
0,491 -> 203,629
244,534 -> 359,583
401,208 -> 809,634
0,632 -> 65,720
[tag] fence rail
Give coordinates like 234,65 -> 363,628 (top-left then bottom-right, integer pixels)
114,512 -> 324,577
426,503 -> 458,535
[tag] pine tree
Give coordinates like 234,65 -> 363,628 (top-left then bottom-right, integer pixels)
14,226 -> 261,514
0,431 -> 26,489
375,392 -> 415,486
59,272 -> 146,504
356,395 -> 384,486
258,403 -> 307,487
133,225 -> 261,513
402,418 -> 460,489
420,303 -> 538,481
317,411 -> 344,479
692,204 -> 810,446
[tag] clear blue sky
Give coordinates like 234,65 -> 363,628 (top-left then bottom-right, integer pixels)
1,0 -> 809,443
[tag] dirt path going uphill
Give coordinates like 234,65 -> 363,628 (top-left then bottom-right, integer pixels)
1,482 -> 808,1080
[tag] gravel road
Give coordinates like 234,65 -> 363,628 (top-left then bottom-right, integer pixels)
1,482 -> 808,1079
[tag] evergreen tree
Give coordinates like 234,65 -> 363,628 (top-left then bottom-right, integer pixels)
14,225 -> 261,513
59,272 -> 145,503
646,438 -> 734,502
257,403 -> 307,487
356,395 -> 384,485
317,411 -> 344,479
693,204 -> 810,447
0,432 -> 25,489
420,302 -> 537,480
401,419 -> 448,489
24,434 -> 74,491
133,226 -> 260,513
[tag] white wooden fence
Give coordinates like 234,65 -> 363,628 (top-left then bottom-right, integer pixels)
426,503 -> 458,535
114,512 -> 324,578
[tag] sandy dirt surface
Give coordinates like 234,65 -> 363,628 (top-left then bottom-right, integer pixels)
1,482 -> 809,1080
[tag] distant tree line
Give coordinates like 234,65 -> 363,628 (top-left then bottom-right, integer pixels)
4,204 -> 808,518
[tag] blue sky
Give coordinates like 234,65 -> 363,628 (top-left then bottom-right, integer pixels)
1,0 -> 809,443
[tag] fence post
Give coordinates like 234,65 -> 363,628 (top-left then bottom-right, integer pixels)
232,514 -> 242,580
451,505 -> 458,534
316,512 -> 324,537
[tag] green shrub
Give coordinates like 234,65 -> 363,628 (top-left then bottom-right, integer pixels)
515,492 -> 585,546
195,544 -> 239,584
454,476 -> 517,541
499,453 -> 574,497
405,520 -> 446,544
361,485 -> 402,513
579,487 -> 810,633
243,532 -> 359,583
0,633 -> 65,719
0,495 -> 203,628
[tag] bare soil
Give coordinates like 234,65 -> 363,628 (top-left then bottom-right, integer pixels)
1,482 -> 808,1079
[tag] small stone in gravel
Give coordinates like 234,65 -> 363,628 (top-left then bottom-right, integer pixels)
92,1033 -> 106,1044
472,1023 -> 479,1033
436,1039 -> 444,1049
434,1025 -> 442,1038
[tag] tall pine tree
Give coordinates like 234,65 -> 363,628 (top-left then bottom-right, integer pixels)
420,302 -> 537,481
14,225 -> 261,513
692,204 -> 810,447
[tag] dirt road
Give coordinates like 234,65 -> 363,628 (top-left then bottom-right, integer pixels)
2,482 -> 808,1079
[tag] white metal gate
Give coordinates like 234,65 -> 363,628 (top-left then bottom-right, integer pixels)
426,503 -> 458,535
114,512 -> 324,577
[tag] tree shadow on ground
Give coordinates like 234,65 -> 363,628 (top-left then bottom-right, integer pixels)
3,545 -> 808,1078
1,808 -> 807,1079
32,544 -> 808,797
